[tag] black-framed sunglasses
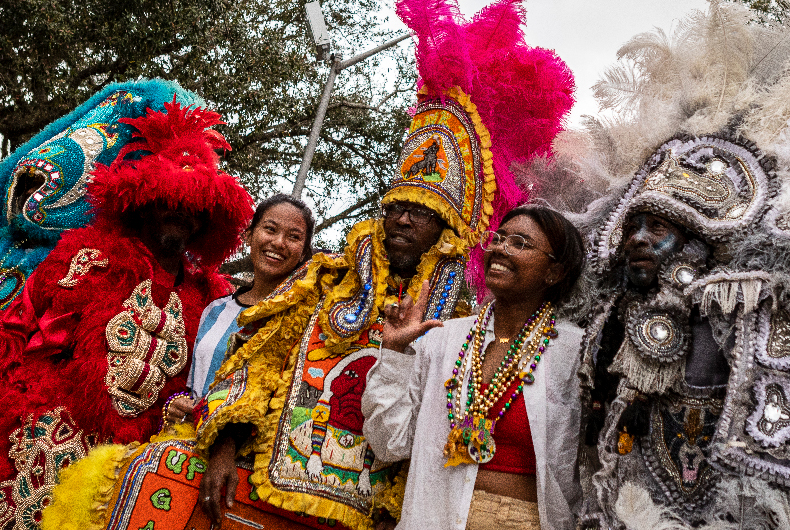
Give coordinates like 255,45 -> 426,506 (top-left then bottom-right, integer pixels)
480,230 -> 556,259
381,203 -> 438,226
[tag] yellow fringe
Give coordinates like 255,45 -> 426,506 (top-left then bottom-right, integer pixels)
195,291 -> 319,456
245,341 -> 378,530
41,443 -> 139,530
315,219 -> 389,350
316,219 -> 467,347
371,462 -> 409,522
448,85 -> 497,246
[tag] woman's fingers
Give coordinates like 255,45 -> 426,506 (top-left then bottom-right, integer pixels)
167,397 -> 196,423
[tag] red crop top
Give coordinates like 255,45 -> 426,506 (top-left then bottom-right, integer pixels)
478,380 -> 536,475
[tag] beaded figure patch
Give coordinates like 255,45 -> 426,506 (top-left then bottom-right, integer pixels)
268,306 -> 395,514
642,396 -> 722,515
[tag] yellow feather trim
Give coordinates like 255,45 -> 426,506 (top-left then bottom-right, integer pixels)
236,254 -> 327,328
371,462 -> 408,522
448,86 -> 497,246
315,219 -> 389,350
42,443 -> 139,530
194,291 -> 319,456
316,219 -> 467,346
244,336 -> 378,530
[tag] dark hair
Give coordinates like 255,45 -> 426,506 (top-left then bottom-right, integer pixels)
249,194 -> 315,262
499,204 -> 586,304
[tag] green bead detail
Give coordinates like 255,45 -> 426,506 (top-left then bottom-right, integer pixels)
517,385 -> 523,391
504,402 -> 511,409
535,355 -> 541,361
543,338 -> 549,344
448,413 -> 454,419
455,359 -> 462,366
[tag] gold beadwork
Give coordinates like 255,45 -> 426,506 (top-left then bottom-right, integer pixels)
57,248 -> 109,287
105,280 -> 188,417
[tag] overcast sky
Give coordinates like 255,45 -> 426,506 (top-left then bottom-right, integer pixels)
381,0 -> 710,127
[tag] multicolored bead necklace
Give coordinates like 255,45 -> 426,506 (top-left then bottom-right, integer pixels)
443,300 -> 557,466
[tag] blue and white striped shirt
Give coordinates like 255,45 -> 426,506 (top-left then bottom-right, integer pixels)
186,289 -> 250,397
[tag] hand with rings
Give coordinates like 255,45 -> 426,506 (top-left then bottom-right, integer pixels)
381,280 -> 443,353
166,396 -> 196,425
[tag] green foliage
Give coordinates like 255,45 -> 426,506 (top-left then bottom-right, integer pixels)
735,0 -> 790,23
0,0 -> 415,242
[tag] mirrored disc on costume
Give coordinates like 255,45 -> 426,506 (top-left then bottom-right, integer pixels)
468,437 -> 496,464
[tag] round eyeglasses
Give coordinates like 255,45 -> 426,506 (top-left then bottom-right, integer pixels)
381,203 -> 438,226
480,230 -> 556,259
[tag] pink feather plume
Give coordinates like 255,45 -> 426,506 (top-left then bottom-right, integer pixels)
397,0 -> 576,299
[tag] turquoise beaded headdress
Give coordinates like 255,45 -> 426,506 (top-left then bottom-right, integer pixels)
0,79 -> 204,308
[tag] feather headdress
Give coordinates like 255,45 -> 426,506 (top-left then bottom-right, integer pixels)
89,99 -> 253,268
0,79 -> 203,309
542,1 -> 790,279
387,0 -> 575,295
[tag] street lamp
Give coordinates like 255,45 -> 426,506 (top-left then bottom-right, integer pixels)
305,1 -> 331,62
292,1 -> 409,198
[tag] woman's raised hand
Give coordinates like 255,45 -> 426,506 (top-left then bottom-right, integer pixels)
381,280 -> 443,353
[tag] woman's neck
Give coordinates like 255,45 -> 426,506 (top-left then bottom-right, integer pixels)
492,296 -> 546,339
237,272 -> 285,305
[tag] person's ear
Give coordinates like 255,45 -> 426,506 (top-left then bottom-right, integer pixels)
545,263 -> 565,287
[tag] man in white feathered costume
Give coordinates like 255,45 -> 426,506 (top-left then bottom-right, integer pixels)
571,3 -> 790,528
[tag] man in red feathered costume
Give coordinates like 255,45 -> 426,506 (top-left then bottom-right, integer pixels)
0,99 -> 253,530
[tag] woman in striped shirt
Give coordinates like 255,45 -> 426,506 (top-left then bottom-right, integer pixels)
166,193 -> 315,423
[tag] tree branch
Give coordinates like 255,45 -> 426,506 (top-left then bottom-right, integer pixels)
315,193 -> 379,233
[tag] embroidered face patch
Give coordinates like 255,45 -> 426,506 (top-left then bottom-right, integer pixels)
642,397 -> 722,513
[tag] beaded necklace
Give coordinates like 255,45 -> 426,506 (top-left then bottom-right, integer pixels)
443,300 -> 557,466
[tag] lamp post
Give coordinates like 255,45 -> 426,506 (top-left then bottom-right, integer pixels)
292,1 -> 409,198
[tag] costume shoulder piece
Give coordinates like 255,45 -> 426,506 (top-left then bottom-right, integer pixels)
0,79 -> 203,309
317,219 -> 467,348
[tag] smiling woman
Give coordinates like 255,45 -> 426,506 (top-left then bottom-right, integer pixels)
362,205 -> 587,530
166,194 -> 315,420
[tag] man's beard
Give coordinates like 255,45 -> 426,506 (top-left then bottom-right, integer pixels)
387,249 -> 421,275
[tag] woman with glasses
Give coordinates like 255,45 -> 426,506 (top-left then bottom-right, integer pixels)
361,205 -> 586,530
